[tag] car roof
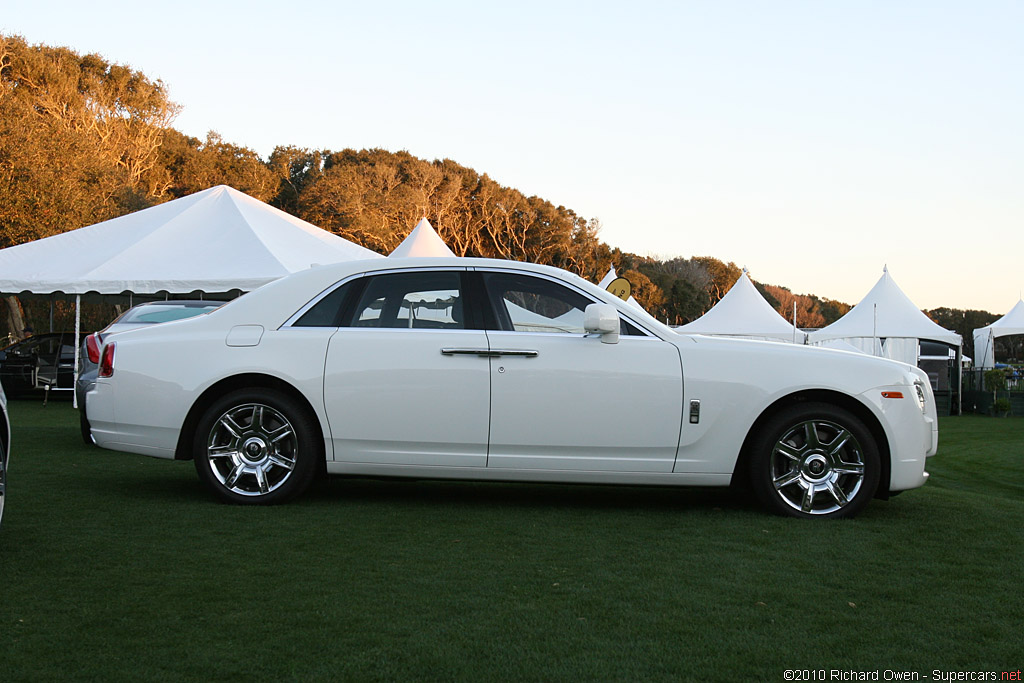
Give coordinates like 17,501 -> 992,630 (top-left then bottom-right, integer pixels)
205,257 -> 676,339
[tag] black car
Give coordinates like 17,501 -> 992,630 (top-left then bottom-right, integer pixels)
0,333 -> 81,397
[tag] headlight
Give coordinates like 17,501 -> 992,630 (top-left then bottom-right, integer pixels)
913,380 -> 927,413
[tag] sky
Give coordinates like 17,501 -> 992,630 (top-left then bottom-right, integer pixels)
4,1 -> 1022,313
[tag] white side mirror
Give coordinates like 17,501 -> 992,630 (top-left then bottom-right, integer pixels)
584,303 -> 620,344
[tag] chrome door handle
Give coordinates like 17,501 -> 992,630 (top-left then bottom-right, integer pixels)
490,349 -> 539,357
441,348 -> 493,356
441,348 -> 539,358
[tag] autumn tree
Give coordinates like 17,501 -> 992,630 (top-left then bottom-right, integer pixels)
0,34 -> 179,246
762,284 -> 826,328
692,257 -> 743,307
152,130 -> 276,201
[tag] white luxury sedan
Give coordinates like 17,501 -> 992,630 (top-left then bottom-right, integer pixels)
87,258 -> 938,518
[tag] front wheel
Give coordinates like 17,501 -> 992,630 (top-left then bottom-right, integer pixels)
193,388 -> 321,505
749,402 -> 881,519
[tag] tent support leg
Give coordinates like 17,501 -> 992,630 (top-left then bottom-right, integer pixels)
73,295 -> 80,410
955,345 -> 962,416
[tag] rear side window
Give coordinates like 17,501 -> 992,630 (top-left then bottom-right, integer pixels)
292,282 -> 355,327
348,272 -> 465,330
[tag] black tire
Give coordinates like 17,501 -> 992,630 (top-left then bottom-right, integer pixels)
80,410 -> 94,445
749,402 -> 880,519
0,433 -> 7,527
193,388 -> 321,505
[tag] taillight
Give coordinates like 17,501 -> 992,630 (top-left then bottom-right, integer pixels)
86,333 -> 101,364
98,342 -> 115,378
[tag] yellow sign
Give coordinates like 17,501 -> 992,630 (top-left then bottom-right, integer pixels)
606,277 -> 632,302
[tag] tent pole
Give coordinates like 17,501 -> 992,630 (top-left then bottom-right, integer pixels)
73,294 -> 81,410
955,344 -> 962,416
49,298 -> 54,332
873,304 -> 880,356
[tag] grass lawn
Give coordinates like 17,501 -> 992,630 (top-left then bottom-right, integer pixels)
1,400 -> 1022,681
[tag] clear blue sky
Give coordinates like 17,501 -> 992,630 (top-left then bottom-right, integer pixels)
5,1 -> 1022,312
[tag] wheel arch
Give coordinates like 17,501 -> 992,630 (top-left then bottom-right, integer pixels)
733,389 -> 892,499
174,373 -> 324,461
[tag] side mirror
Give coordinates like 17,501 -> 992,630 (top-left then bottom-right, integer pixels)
584,303 -> 620,344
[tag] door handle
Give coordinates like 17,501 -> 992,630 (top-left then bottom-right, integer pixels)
441,348 -> 493,356
490,349 -> 539,357
441,348 -> 539,358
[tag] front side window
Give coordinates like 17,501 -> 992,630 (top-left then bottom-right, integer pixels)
482,271 -> 649,337
350,272 -> 465,330
482,272 -> 591,334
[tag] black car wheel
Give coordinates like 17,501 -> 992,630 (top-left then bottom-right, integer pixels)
80,410 -> 94,445
0,431 -> 7,527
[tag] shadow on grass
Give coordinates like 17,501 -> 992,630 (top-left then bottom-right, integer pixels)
309,474 -> 762,515
91,458 -> 762,516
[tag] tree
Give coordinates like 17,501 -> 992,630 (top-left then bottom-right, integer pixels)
153,130 -> 276,201
926,308 -> 999,360
692,257 -> 742,308
621,269 -> 666,314
0,34 -> 179,247
762,284 -> 826,329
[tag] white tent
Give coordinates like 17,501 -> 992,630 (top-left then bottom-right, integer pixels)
676,269 -> 802,342
807,267 -> 961,365
0,185 -> 381,406
389,218 -> 455,258
0,185 -> 381,296
973,299 -> 1024,368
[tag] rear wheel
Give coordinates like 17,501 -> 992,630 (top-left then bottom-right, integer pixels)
79,410 -> 93,445
749,402 -> 880,519
0,434 -> 7,526
193,388 -> 320,505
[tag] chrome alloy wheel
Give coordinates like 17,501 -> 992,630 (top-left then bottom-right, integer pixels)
206,403 -> 298,497
770,418 -> 866,515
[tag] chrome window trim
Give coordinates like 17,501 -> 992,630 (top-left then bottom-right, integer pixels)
471,266 -> 659,339
281,266 -> 471,330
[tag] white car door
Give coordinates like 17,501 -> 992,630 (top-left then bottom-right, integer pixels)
480,270 -> 683,472
321,270 -> 490,467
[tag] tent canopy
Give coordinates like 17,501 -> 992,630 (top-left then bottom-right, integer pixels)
0,185 -> 381,296
808,267 -> 960,347
973,299 -> 1024,368
389,218 -> 455,258
676,269 -> 800,341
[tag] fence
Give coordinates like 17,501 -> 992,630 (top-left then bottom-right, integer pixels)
962,367 -> 1024,416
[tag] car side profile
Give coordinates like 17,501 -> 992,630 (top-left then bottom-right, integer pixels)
86,257 -> 938,518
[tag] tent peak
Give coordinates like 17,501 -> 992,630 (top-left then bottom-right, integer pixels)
389,218 -> 455,258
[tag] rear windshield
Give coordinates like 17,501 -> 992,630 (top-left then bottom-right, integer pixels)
115,303 -> 221,326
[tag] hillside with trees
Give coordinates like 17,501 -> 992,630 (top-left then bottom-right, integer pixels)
0,35 -> 993,356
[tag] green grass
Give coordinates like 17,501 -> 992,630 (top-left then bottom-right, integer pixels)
1,401 -> 1022,681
